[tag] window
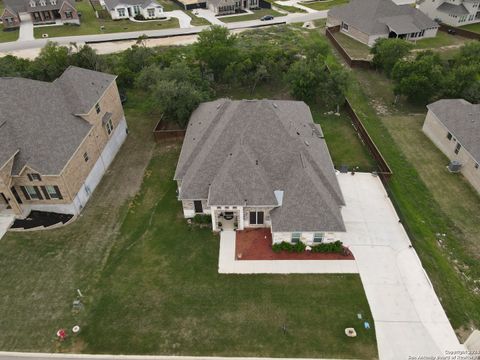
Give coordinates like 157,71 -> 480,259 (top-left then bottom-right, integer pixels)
95,103 -> 101,114
475,163 -> 479,170
83,152 -> 89,162
249,211 -> 264,225
291,232 -> 301,243
455,143 -> 461,154
50,0 -> 56,4
133,5 -> 140,14
65,10 -> 72,18
29,0 -> 36,7
39,0 -> 46,5
341,22 -> 349,31
28,173 -> 42,181
24,186 -> 40,200
194,200 -> 203,213
45,185 -> 62,199
117,8 -> 126,16
147,8 -> 155,17
105,118 -> 114,135
447,132 -> 452,140
313,232 -> 324,243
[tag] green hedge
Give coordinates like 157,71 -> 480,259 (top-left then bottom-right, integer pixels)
272,240 -> 343,253
191,214 -> 212,225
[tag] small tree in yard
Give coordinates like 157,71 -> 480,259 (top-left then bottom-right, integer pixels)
371,38 -> 413,77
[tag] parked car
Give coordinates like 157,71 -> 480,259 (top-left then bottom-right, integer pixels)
260,15 -> 274,21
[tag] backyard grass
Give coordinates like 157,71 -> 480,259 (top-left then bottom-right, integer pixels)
0,86 -> 377,357
413,30 -> 472,49
33,0 -> 179,39
301,0 -> 349,11
342,65 -> 480,339
332,31 -> 371,59
219,8 -> 283,23
460,22 -> 480,33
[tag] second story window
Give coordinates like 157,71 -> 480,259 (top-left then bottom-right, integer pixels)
105,118 -> 114,135
83,152 -> 89,162
95,103 -> 101,114
28,173 -> 42,181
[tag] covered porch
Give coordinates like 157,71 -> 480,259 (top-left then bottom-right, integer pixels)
30,9 -> 61,23
211,206 -> 244,231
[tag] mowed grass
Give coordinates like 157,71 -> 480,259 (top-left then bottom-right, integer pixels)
460,22 -> 480,34
33,0 -> 179,39
413,30 -> 472,49
301,0 -> 349,11
80,144 -> 377,358
332,31 -> 371,59
344,65 -> 480,338
219,8 -> 283,23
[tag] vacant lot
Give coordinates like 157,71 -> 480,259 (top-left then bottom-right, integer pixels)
33,0 -> 179,39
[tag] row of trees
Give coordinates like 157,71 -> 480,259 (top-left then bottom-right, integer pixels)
0,26 -> 349,128
371,38 -> 480,104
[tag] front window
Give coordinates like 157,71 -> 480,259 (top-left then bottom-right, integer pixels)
147,8 -> 155,17
28,173 -> 42,181
83,152 -> 89,162
105,118 -> 114,135
25,186 -> 40,200
117,8 -> 126,17
291,232 -> 301,243
65,10 -> 72,18
313,232 -> 324,243
447,132 -> 452,140
455,143 -> 461,154
95,103 -> 101,114
45,185 -> 62,199
133,5 -> 140,14
249,211 -> 264,225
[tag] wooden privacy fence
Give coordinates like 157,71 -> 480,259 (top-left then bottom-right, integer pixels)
438,23 -> 480,40
325,26 -> 374,69
153,117 -> 186,143
344,98 -> 393,183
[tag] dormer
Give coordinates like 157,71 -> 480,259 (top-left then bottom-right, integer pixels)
29,0 -> 36,7
50,0 -> 57,5
39,0 -> 46,6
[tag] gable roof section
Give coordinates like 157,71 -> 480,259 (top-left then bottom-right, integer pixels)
427,99 -> 480,163
328,0 -> 438,36
0,66 -> 116,175
3,0 -> 76,14
436,2 -> 470,15
175,99 -> 346,233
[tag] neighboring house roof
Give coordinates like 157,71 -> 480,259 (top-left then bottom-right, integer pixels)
175,99 -> 346,233
436,2 -> 470,15
3,0 -> 75,15
0,66 -> 116,175
328,0 -> 438,36
103,0 -> 161,11
208,0 -> 236,8
427,99 -> 480,162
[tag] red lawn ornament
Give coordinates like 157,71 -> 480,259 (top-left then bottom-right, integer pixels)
56,329 -> 67,341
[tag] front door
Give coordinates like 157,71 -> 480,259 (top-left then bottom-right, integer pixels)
194,200 -> 203,213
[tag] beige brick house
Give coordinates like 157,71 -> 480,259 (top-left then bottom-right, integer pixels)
423,99 -> 480,193
0,66 -> 127,217
175,99 -> 346,245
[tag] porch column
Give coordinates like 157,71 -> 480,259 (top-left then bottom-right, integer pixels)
238,207 -> 244,230
1,188 -> 22,215
211,209 -> 218,231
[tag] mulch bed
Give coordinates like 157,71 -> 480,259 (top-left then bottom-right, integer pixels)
235,228 -> 354,260
11,211 -> 73,230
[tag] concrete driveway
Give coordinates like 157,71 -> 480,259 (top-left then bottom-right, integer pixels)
193,9 -> 225,25
0,214 -> 15,240
164,10 -> 193,28
338,173 -> 464,359
18,13 -> 34,41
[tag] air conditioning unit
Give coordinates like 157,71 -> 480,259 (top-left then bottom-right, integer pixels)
447,160 -> 462,173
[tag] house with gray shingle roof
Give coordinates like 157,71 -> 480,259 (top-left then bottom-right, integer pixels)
423,99 -> 480,193
418,0 -> 480,27
0,0 -> 79,30
327,0 -> 439,47
0,66 -> 128,218
175,99 -> 346,245
102,0 -> 163,19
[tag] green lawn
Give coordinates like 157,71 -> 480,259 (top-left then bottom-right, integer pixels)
186,10 -> 211,26
342,65 -> 480,340
413,30 -> 472,49
264,0 -> 307,13
301,0 -> 349,11
333,31 -> 371,59
0,87 -> 377,357
219,8 -> 283,23
460,22 -> 480,34
33,0 -> 179,39
0,0 -> 19,43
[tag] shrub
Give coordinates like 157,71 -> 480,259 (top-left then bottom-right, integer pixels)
272,241 -> 306,253
134,14 -> 145,20
191,214 -> 212,225
310,240 -> 343,253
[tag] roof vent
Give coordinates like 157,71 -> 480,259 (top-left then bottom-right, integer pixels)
272,103 -> 278,108
448,160 -> 462,173
296,131 -> 300,136
304,140 -> 310,146
255,160 -> 259,165
216,103 -> 221,109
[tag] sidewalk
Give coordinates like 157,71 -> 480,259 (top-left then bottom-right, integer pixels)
218,230 -> 359,274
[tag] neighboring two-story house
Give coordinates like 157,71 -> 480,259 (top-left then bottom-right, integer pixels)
174,0 -> 258,15
174,99 -> 346,245
102,0 -> 164,19
1,0 -> 79,30
418,0 -> 480,27
423,99 -> 480,193
327,0 -> 439,47
0,67 -> 128,217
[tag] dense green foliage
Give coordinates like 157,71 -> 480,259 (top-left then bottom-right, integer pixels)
272,241 -> 343,253
371,38 -> 413,77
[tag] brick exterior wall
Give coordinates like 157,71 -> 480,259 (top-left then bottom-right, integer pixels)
0,8 -> 21,29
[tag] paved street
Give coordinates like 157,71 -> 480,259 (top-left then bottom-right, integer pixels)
337,173 -> 464,359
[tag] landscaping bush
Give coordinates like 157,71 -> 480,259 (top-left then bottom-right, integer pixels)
134,14 -> 145,20
191,214 -> 212,225
272,241 -> 306,253
310,240 -> 343,253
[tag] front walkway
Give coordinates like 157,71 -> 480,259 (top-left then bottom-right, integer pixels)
219,231 -> 359,274
193,9 -> 225,25
0,214 -> 15,241
18,13 -> 34,41
337,173 -> 464,359
275,0 -> 317,13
